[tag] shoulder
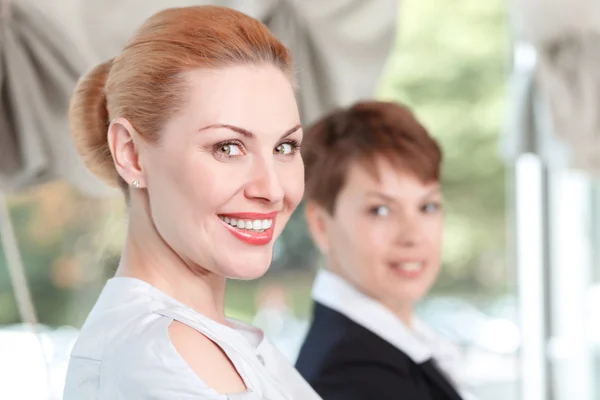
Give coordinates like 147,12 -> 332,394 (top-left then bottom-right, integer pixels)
300,302 -> 364,354
168,320 -> 247,394
102,313 -> 181,376
324,326 -> 414,373
100,314 -> 229,398
302,304 -> 413,369
299,311 -> 419,398
66,313 -> 215,398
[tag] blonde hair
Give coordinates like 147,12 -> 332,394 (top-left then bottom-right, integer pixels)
69,6 -> 293,193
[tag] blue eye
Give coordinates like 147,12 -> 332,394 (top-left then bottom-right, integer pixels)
370,205 -> 389,216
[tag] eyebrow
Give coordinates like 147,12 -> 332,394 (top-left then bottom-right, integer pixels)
198,123 -> 302,139
364,186 -> 442,202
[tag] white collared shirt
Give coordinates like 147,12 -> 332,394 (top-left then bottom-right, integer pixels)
312,269 -> 478,400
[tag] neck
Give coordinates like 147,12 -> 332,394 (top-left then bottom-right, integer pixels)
389,303 -> 414,328
326,262 -> 415,329
115,198 -> 227,324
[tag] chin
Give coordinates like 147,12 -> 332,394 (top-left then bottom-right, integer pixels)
228,266 -> 269,280
382,282 -> 426,304
222,253 -> 273,280
398,289 -> 429,306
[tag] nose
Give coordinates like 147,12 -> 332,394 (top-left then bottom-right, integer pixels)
244,157 -> 285,204
394,212 -> 424,247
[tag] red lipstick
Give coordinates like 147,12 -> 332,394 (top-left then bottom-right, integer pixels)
218,212 -> 278,246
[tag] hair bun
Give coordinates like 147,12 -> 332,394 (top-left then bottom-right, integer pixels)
69,59 -> 119,187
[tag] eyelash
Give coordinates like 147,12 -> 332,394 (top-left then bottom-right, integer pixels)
422,202 -> 442,213
212,139 -> 302,159
369,205 -> 389,216
212,140 -> 245,159
367,202 -> 442,217
277,139 -> 302,155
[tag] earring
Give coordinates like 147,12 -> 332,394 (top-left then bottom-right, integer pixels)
132,180 -> 140,188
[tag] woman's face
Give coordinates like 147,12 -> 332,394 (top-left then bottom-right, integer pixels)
136,65 -> 303,279
307,157 -> 443,310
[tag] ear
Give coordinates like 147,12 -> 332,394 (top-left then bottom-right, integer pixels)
304,201 -> 331,255
107,117 -> 145,188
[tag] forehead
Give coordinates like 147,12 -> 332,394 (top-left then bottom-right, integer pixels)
179,65 -> 299,131
342,157 -> 439,198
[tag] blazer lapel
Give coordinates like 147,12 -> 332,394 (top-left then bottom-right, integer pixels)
420,359 -> 464,400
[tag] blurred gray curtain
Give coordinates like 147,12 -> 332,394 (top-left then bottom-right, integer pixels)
504,0 -> 600,174
0,0 -> 104,195
0,0 -> 398,195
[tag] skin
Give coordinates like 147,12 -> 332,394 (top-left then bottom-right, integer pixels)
305,157 -> 443,327
106,64 -> 303,393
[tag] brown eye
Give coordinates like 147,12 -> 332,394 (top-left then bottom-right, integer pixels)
274,143 -> 293,155
216,143 -> 243,156
218,145 -> 231,154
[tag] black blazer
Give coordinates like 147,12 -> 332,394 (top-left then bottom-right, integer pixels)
296,302 -> 465,400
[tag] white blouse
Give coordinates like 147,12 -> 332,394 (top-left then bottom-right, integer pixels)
63,277 -> 321,400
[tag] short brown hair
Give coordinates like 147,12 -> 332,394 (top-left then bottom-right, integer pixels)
69,6 -> 293,193
302,100 -> 442,213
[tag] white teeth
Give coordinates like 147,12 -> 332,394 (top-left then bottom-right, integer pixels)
219,216 -> 273,232
398,262 -> 423,271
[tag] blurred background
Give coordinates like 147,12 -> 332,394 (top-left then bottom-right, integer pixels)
1,0 -> 598,399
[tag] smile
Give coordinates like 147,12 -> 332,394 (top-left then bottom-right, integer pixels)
395,262 -> 423,272
391,261 -> 425,279
219,216 -> 273,232
217,212 -> 278,246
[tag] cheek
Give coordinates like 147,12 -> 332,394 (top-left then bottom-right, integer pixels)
358,219 -> 396,255
281,160 -> 304,208
146,147 -> 195,195
188,169 -> 226,203
333,217 -> 385,264
148,155 -> 235,233
145,155 -> 186,217
426,217 -> 445,250
162,162 -> 211,210
185,152 -> 250,201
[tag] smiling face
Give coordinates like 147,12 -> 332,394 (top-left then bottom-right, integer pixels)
307,156 -> 443,311
137,64 -> 304,279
